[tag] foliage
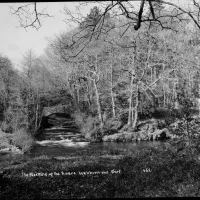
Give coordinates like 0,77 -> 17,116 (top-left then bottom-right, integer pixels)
72,112 -> 86,129
80,6 -> 102,30
2,3 -> 200,144
2,2 -> 200,198
139,98 -> 156,119
72,112 -> 101,140
12,128 -> 35,152
103,117 -> 124,135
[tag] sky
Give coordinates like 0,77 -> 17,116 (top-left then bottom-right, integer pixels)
0,2 -> 94,70
0,1 -> 193,70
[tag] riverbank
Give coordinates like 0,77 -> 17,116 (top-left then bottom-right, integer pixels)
0,130 -> 20,153
0,129 -> 35,155
100,116 -> 200,142
40,114 -> 200,143
1,144 -> 200,198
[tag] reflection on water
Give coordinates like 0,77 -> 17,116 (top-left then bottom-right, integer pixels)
0,134 -> 165,163
28,139 -> 164,158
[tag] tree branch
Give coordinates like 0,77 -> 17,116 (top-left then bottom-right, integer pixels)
10,2 -> 53,30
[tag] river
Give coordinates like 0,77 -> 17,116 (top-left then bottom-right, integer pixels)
0,131 -> 165,163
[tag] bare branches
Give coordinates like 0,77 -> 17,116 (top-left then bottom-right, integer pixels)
9,1 -> 200,33
134,0 -> 146,30
148,0 -> 155,20
59,0 -> 200,60
11,1 -> 200,62
10,3 -> 52,30
160,0 -> 200,29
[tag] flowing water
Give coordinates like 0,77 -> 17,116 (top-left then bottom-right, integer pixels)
0,129 -> 165,163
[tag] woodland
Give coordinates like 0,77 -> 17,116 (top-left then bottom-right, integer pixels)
1,1 -> 200,198
1,2 -> 200,143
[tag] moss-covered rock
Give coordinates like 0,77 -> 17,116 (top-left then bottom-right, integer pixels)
149,128 -> 171,140
102,118 -> 177,142
103,132 -> 135,142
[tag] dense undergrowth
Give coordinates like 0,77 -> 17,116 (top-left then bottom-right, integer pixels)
1,145 -> 200,199
11,128 -> 35,153
0,128 -> 35,153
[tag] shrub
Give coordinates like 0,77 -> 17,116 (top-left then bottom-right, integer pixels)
82,116 -> 100,139
73,112 -> 125,140
12,128 -> 35,152
1,121 -> 13,133
72,112 -> 86,129
72,112 -> 101,140
118,109 -> 128,125
103,117 -> 123,135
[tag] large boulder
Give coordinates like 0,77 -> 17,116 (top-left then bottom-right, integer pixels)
0,146 -> 23,154
103,132 -> 135,142
149,128 -> 173,140
137,118 -> 163,132
103,118 -> 177,142
136,119 -> 167,140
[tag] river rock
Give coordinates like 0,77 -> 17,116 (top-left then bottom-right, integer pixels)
103,118 -> 180,142
11,146 -> 24,154
0,147 -> 11,152
0,145 -> 23,154
102,132 -> 134,142
137,119 -> 160,133
149,128 -> 172,140
136,119 -> 161,140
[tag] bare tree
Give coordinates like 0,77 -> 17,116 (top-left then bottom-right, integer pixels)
62,0 -> 200,57
9,1 -> 200,59
10,2 -> 52,30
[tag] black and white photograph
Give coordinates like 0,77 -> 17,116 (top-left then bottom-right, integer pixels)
1,0 -> 200,198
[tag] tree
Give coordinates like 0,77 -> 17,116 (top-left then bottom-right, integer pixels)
9,3 -> 52,30
9,1 -> 200,61
80,6 -> 102,30
0,55 -> 25,133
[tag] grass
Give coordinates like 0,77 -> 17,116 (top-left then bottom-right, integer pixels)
1,145 -> 200,199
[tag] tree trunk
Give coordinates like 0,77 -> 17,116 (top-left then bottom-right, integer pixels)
163,82 -> 166,107
132,84 -> 139,130
82,78 -> 91,110
26,95 -> 29,130
94,78 -> 103,128
154,66 -> 157,84
77,88 -> 80,105
172,79 -> 177,108
110,58 -> 116,118
111,87 -> 116,118
128,71 -> 134,126
198,86 -> 200,117
35,101 -> 39,134
34,88 -> 39,133
73,85 -> 80,113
